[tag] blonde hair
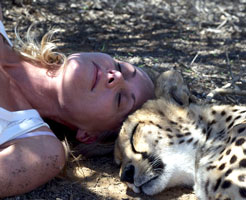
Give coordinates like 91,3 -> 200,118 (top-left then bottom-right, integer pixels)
14,24 -> 67,72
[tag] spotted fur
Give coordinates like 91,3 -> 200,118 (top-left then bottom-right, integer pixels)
114,70 -> 246,200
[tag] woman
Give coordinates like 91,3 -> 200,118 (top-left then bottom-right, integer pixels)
0,5 -> 154,197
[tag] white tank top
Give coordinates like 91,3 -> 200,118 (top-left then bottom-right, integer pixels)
0,107 -> 56,145
0,20 -> 13,46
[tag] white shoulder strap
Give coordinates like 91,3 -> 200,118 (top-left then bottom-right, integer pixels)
0,108 -> 50,145
0,118 -> 50,145
0,20 -> 13,47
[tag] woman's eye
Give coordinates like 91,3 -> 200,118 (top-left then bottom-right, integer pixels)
118,93 -> 121,107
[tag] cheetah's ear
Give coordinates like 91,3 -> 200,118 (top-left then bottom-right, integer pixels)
76,129 -> 99,144
155,70 -> 192,107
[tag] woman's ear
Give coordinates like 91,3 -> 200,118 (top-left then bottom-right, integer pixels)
76,129 -> 100,144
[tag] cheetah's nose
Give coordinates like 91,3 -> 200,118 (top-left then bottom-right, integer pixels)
121,164 -> 135,184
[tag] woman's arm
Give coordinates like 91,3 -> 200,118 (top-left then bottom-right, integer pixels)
0,69 -> 66,197
0,134 -> 66,197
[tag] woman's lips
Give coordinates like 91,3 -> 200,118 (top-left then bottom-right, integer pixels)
91,61 -> 100,91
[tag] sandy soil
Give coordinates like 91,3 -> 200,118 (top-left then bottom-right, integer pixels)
2,0 -> 246,199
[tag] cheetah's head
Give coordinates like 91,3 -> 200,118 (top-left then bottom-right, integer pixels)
114,109 -> 168,195
114,70 -> 195,195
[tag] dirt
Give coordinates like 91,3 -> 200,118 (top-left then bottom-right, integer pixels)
1,0 -> 246,199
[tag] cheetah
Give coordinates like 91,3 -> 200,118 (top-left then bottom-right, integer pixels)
114,70 -> 246,200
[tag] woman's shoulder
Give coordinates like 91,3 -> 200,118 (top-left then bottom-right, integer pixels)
0,132 -> 66,181
0,65 -> 33,111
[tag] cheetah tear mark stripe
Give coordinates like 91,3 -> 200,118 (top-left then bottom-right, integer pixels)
130,121 -> 159,154
130,123 -> 140,154
129,122 -> 165,173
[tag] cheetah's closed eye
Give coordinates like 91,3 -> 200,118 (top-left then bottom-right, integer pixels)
114,70 -> 246,200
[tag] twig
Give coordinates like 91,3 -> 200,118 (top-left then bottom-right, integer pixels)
206,88 -> 246,101
112,0 -> 121,10
190,52 -> 200,66
222,83 -> 232,89
217,19 -> 228,29
225,51 -> 241,90
205,50 -> 244,102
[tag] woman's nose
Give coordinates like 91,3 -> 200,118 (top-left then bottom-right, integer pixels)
106,70 -> 124,88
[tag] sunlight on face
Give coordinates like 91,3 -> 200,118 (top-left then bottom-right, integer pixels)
61,53 -> 155,133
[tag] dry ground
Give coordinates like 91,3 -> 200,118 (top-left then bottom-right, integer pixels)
2,0 -> 246,199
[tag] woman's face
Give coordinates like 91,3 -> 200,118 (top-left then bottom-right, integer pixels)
60,53 -> 154,134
